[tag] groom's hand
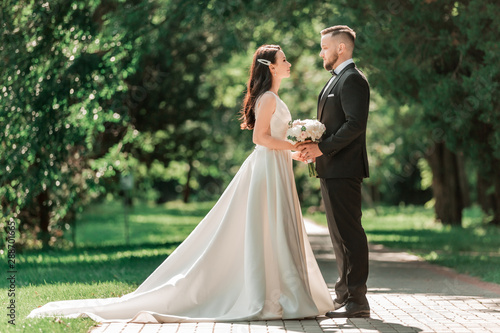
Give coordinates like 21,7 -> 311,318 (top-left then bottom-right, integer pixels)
299,142 -> 323,160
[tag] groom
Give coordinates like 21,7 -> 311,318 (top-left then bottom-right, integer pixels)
300,25 -> 370,318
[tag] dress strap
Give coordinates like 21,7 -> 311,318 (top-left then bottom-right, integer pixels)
256,91 -> 279,107
255,91 -> 280,119
263,91 -> 279,99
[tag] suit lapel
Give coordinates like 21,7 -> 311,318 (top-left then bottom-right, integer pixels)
317,63 -> 355,121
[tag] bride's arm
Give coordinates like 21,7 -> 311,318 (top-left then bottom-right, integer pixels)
253,94 -> 296,151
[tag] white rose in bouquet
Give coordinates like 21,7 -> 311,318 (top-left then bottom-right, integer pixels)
286,119 -> 326,177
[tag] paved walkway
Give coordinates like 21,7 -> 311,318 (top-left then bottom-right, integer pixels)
91,220 -> 500,333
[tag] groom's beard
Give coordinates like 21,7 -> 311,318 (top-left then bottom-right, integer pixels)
324,53 -> 339,71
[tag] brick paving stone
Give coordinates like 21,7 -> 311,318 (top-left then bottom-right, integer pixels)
90,324 -> 108,333
141,325 -> 162,333
158,325 -> 178,333
105,322 -> 127,333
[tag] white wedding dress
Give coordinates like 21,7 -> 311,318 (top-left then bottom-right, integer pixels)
28,91 -> 333,323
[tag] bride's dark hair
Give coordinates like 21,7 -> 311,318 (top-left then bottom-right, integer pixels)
240,44 -> 281,130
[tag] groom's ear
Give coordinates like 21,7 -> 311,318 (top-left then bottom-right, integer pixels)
338,43 -> 346,54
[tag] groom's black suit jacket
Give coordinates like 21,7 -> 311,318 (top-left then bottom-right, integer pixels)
316,63 -> 370,179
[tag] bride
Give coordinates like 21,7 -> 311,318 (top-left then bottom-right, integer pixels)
28,44 -> 334,323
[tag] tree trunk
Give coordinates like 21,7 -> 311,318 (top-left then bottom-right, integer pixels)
37,190 -> 51,248
477,159 -> 500,225
477,170 -> 491,213
489,159 -> 500,225
456,151 -> 471,208
426,142 -> 464,226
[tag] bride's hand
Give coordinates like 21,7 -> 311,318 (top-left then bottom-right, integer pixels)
292,152 -> 313,163
291,151 -> 307,162
295,140 -> 313,148
292,142 -> 303,150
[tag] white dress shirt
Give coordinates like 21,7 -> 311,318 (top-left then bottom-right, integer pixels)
321,59 -> 355,100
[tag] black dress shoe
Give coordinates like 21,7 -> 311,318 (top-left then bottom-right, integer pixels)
325,301 -> 370,318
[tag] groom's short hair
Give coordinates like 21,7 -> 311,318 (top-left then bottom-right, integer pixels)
321,25 -> 356,46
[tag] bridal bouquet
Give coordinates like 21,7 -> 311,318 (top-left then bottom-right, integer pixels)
286,119 -> 326,177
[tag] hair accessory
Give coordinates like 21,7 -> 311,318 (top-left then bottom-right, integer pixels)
257,59 -> 271,66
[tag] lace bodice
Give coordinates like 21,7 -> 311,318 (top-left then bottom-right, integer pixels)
255,91 -> 292,140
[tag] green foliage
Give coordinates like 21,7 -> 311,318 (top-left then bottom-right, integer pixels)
341,0 -> 500,217
0,0 -> 141,248
9,0 -> 497,247
1,0 -> 341,248
328,0 -> 500,221
365,92 -> 434,204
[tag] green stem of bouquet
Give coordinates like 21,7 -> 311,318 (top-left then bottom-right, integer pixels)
308,162 -> 317,177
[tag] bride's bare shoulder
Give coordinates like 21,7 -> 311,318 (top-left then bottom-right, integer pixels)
257,92 -> 276,110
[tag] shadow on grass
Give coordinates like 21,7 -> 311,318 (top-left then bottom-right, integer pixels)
24,240 -> 183,256
366,228 -> 500,253
16,241 -> 183,287
86,201 -> 213,219
365,228 -> 500,284
75,222 -> 197,247
137,207 -> 210,218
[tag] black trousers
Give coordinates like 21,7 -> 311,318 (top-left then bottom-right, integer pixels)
320,177 -> 369,305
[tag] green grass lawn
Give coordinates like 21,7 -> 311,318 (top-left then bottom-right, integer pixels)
0,200 -> 212,333
306,204 -> 500,284
1,200 -> 499,332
